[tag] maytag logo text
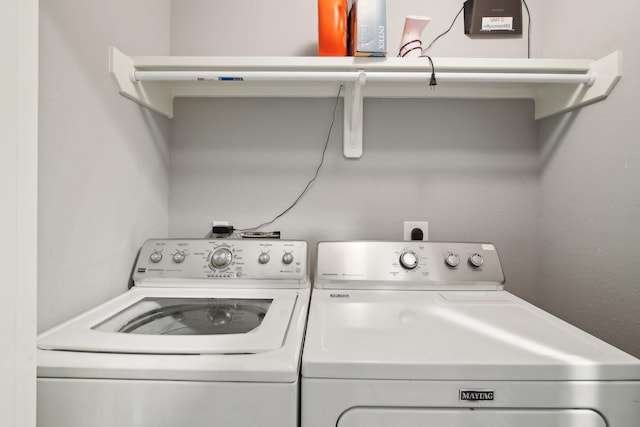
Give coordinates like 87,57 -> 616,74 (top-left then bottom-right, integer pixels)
459,389 -> 495,401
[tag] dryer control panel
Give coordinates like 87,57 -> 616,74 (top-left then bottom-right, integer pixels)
315,241 -> 504,290
133,239 -> 308,288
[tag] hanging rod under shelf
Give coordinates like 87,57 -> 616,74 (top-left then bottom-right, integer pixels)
132,70 -> 595,85
109,47 -> 622,159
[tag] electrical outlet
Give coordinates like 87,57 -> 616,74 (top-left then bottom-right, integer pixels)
404,221 -> 429,241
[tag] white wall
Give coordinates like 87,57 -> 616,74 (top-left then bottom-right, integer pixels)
1,1 -> 38,425
537,0 -> 640,357
38,1 -> 172,331
170,97 -> 539,300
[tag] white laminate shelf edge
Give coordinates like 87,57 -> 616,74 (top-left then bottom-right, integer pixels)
109,47 -> 621,159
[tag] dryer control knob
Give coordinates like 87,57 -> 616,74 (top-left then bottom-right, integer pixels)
445,252 -> 460,268
399,251 -> 418,269
149,250 -> 162,263
469,253 -> 484,268
211,248 -> 233,269
282,252 -> 294,265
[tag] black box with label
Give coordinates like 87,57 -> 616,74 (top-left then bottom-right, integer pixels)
464,0 -> 522,35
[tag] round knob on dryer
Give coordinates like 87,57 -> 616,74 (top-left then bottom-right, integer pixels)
282,252 -> 294,265
399,251 -> 418,270
149,250 -> 162,263
210,248 -> 233,269
469,253 -> 484,268
445,253 -> 460,268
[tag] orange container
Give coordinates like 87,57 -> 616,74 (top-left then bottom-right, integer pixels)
318,0 -> 348,56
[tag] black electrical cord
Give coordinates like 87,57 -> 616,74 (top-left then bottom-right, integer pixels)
236,85 -> 343,232
522,0 -> 531,58
422,6 -> 464,54
398,39 -> 423,57
421,55 -> 438,88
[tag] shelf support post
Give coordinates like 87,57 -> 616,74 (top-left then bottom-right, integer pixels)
343,70 -> 366,159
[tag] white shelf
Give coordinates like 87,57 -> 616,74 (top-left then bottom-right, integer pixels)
109,47 -> 621,158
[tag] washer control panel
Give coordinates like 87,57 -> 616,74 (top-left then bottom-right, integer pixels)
315,241 -> 505,290
133,239 -> 308,286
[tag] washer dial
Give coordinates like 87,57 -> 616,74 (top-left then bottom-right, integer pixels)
173,251 -> 186,264
399,251 -> 418,270
210,248 -> 233,269
258,252 -> 271,264
282,252 -> 294,265
149,250 -> 162,263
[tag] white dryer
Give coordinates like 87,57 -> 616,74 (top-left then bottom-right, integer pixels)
38,238 -> 310,427
302,241 -> 640,427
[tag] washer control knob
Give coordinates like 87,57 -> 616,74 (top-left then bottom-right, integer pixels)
399,251 -> 418,270
469,253 -> 484,268
173,251 -> 186,264
258,252 -> 270,264
210,248 -> 233,269
282,252 -> 294,265
149,250 -> 162,263
445,253 -> 460,268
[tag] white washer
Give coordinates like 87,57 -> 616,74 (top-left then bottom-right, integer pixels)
302,241 -> 640,427
38,239 -> 310,427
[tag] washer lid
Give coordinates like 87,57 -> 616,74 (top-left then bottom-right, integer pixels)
38,287 -> 299,355
302,289 -> 640,381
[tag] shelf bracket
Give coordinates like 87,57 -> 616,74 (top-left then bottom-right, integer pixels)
534,50 -> 622,119
109,47 -> 174,118
343,70 -> 366,159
